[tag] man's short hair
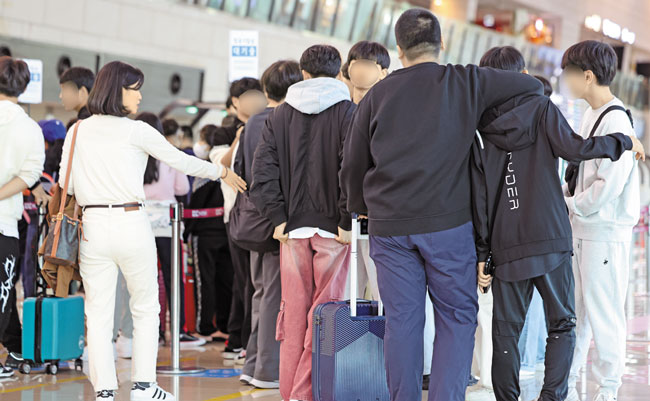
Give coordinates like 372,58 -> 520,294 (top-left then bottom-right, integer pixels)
479,46 -> 526,73
300,45 -> 342,78
0,56 -> 30,97
59,66 -> 95,92
261,60 -> 302,102
561,40 -> 618,86
347,41 -> 391,70
229,77 -> 262,98
394,9 -> 442,60
162,118 -> 179,138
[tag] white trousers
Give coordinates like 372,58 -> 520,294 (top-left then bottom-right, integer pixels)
569,238 -> 631,395
80,208 -> 160,391
344,239 -> 381,300
472,288 -> 493,388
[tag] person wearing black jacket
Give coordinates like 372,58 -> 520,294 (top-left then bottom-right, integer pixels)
471,47 -> 644,401
340,9 -> 545,401
235,60 -> 302,389
185,126 -> 233,339
250,45 -> 355,401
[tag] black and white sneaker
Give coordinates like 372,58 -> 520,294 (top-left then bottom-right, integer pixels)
222,346 -> 243,360
4,352 -> 23,369
179,333 -> 206,348
131,382 -> 175,400
96,390 -> 115,400
0,363 -> 14,378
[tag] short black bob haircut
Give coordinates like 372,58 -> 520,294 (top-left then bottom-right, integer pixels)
395,9 -> 442,60
534,75 -> 553,97
87,61 -> 144,117
347,41 -> 391,70
261,60 -> 302,102
60,66 -> 95,92
229,77 -> 262,99
0,56 -> 30,97
561,40 -> 617,86
201,124 -> 231,147
300,44 -> 341,78
479,46 -> 526,73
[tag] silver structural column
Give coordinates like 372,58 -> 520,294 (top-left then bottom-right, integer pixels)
158,203 -> 205,375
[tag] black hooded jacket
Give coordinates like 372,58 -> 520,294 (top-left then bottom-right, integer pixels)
471,94 -> 632,267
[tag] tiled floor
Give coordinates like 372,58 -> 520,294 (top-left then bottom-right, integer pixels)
1,312 -> 649,401
2,246 -> 650,401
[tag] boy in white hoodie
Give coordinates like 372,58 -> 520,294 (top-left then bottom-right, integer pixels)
0,56 -> 45,377
562,41 -> 640,401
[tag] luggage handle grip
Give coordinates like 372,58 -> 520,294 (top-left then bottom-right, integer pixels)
350,215 -> 383,317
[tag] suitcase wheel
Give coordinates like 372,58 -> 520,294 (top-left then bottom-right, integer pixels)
19,363 -> 31,375
74,359 -> 83,371
46,363 -> 58,375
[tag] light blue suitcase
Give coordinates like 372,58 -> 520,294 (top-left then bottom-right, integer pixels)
21,296 -> 85,374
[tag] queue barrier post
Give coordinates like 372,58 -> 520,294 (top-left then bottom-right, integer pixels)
157,202 -> 205,375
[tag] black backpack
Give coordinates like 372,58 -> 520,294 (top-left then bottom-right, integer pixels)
564,105 -> 634,196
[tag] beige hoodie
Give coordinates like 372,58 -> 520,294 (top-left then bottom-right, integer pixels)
0,100 -> 44,238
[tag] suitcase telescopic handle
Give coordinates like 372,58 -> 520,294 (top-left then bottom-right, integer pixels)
350,215 -> 383,317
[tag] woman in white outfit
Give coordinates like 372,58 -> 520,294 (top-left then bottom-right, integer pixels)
58,61 -> 245,401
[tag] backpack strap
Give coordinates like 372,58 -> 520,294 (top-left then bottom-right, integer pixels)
588,105 -> 634,138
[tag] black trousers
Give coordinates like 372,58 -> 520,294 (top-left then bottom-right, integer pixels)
492,258 -> 576,401
156,237 -> 187,332
192,233 -> 233,335
225,230 -> 253,350
0,234 -> 21,353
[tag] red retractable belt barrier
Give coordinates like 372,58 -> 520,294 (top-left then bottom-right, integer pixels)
173,207 -> 225,219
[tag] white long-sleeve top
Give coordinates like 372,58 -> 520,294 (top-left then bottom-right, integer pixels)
565,97 -> 640,242
59,115 -> 221,206
0,100 -> 45,238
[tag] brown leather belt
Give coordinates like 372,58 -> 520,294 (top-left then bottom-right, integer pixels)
83,202 -> 143,212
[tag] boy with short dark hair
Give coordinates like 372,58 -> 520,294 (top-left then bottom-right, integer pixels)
250,44 -> 355,401
472,45 -> 643,401
344,41 -> 390,103
561,40 -> 640,401
0,56 -> 45,377
59,66 -> 95,119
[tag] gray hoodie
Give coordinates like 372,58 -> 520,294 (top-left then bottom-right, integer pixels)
285,77 -> 351,115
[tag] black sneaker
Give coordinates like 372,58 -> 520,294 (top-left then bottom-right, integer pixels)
4,352 -> 23,369
222,346 -> 243,360
422,374 -> 430,391
179,333 -> 206,348
95,390 -> 115,400
0,363 -> 14,378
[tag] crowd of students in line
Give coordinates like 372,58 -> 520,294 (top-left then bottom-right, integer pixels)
0,7 -> 645,401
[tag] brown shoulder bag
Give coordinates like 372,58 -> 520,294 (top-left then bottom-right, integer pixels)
43,120 -> 82,266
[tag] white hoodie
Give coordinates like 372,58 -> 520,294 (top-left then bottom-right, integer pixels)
0,100 -> 45,238
565,97 -> 640,242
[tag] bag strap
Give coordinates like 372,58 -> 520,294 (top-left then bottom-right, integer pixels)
50,121 -> 81,258
58,120 -> 81,218
587,105 -> 634,139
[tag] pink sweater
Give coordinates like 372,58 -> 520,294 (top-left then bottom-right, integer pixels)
144,162 -> 190,201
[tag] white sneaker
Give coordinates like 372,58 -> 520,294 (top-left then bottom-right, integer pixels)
96,390 -> 115,400
116,336 -> 133,359
251,378 -> 280,389
593,392 -> 616,401
131,383 -> 175,400
240,374 -> 253,385
0,363 -> 14,378
565,387 -> 580,401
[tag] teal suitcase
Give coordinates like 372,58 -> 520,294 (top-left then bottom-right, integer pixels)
21,296 -> 85,374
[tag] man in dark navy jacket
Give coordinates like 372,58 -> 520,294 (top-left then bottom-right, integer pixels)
341,9 -> 545,401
